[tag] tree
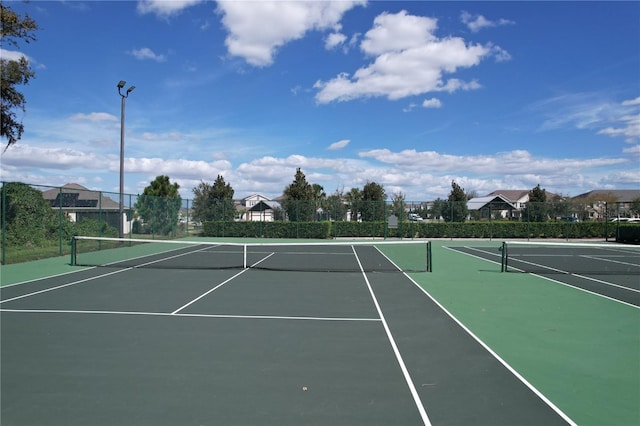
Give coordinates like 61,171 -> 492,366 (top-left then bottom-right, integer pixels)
325,189 -> 348,221
135,176 -> 182,235
429,198 -> 446,221
1,182 -> 60,245
345,187 -> 362,221
1,3 -> 39,151
360,181 -> 386,221
444,181 -> 468,222
391,192 -> 406,221
310,183 -> 326,220
192,175 -> 235,222
524,184 -> 548,222
282,168 -> 314,221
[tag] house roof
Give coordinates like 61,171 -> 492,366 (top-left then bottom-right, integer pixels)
572,189 -> 640,202
468,195 -> 516,210
247,200 -> 281,212
486,190 -> 529,202
42,183 -> 120,210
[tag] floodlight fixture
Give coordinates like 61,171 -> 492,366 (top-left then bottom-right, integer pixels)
117,80 -> 126,89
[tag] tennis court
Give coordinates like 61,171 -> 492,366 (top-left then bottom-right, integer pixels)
450,240 -> 640,307
1,239 -> 638,425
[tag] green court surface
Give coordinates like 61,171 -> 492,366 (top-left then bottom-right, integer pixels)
421,241 -> 639,426
1,238 -> 638,425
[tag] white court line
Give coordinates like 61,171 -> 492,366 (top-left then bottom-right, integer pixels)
0,268 -> 133,304
397,266 -> 578,426
352,246 -> 432,426
0,308 -> 380,322
171,268 -> 250,315
445,245 -> 503,266
582,254 -> 640,269
170,252 -> 277,315
1,266 -> 93,289
446,246 -> 639,309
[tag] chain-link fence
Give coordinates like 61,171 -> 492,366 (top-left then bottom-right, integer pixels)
1,181 -> 638,264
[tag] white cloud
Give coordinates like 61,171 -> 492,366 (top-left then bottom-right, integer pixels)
598,114 -> 640,143
137,0 -> 203,17
314,10 -> 501,103
69,112 -> 118,122
534,93 -> 640,143
422,98 -> 442,109
216,0 -> 366,66
3,141 -> 637,200
0,48 -> 28,62
325,32 -> 347,50
360,10 -> 438,55
328,139 -> 350,150
129,47 -> 167,62
622,97 -> 640,106
461,11 -> 515,32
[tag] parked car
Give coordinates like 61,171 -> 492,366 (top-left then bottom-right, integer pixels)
408,213 -> 423,221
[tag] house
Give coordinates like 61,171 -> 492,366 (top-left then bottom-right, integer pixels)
469,189 -> 564,220
572,189 -> 640,220
467,194 -> 518,220
42,183 -> 131,233
236,194 -> 281,222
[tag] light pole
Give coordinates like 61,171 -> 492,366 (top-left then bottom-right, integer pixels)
117,80 -> 135,238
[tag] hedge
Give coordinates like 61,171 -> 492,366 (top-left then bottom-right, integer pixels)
616,224 -> 640,243
202,220 -> 625,240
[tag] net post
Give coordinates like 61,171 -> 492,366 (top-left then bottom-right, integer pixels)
243,244 -> 248,269
70,237 -> 77,266
427,241 -> 432,272
501,241 -> 507,272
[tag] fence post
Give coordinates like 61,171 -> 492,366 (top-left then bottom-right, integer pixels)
1,182 -> 6,265
58,187 -> 63,255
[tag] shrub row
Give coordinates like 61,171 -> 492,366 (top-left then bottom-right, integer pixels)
202,220 -> 628,240
617,224 -> 640,243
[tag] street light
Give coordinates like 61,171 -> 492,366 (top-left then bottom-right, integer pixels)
117,80 -> 135,238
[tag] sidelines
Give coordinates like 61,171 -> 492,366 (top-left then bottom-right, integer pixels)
352,246 -> 432,426
399,255 -> 578,426
446,245 -> 639,309
0,268 -> 133,304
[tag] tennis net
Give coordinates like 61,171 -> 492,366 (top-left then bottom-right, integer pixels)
500,240 -> 640,275
71,236 -> 432,273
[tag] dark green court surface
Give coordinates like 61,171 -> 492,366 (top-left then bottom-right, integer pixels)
1,240 -> 638,425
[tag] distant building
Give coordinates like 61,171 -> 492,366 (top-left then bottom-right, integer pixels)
42,183 -> 131,233
572,189 -> 640,220
235,194 -> 282,222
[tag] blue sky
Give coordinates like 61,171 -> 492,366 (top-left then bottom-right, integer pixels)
1,0 -> 638,201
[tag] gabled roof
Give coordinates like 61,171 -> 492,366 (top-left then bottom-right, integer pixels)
468,195 -> 517,210
242,193 -> 270,202
42,183 -> 119,209
247,200 -> 281,212
487,190 -> 529,202
572,189 -> 640,202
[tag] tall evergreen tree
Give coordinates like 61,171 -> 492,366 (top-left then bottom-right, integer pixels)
524,184 -> 548,222
360,181 -> 386,221
135,176 -> 182,235
444,181 -> 468,222
192,175 -> 235,222
282,168 -> 314,221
